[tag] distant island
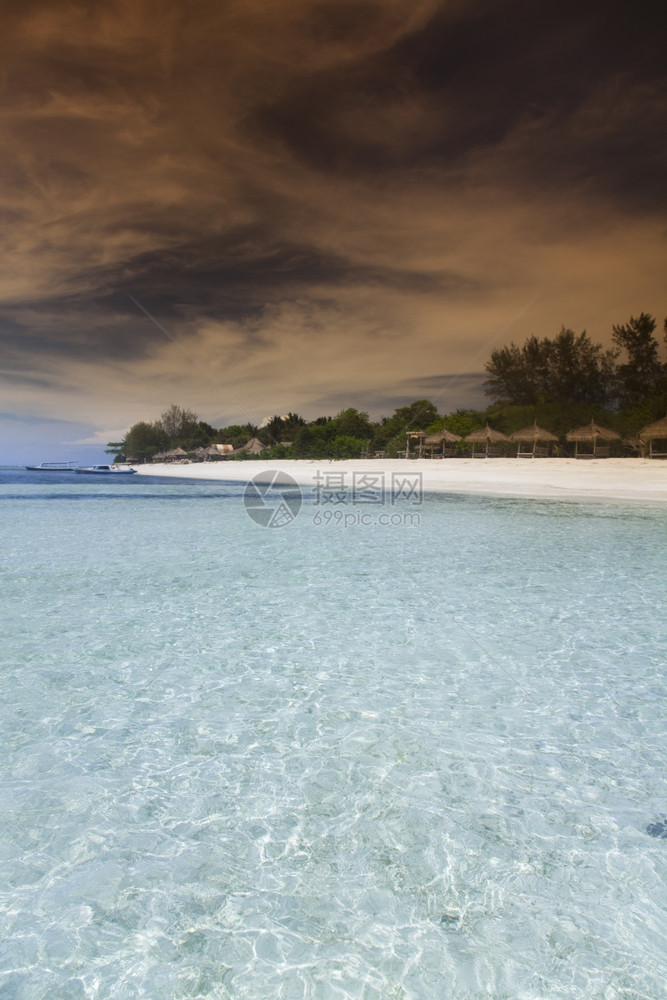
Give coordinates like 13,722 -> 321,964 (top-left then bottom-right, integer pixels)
108,314 -> 667,462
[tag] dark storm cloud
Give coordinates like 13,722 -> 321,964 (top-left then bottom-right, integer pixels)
0,0 -> 665,438
118,233 -> 476,319
255,0 -> 667,205
1,221 -> 477,369
393,0 -> 665,107
123,234 -> 462,297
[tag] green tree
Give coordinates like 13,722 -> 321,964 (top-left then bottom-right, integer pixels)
330,408 -> 374,440
485,328 -> 616,406
281,412 -> 307,437
291,423 -> 335,459
612,313 -> 665,404
330,435 -> 366,459
374,400 -> 439,452
159,404 -> 201,444
482,343 -> 535,405
260,412 -> 307,447
443,409 -> 486,438
105,441 -> 126,460
213,423 -> 259,449
122,421 -> 168,462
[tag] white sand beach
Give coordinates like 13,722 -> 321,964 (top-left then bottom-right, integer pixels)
135,458 -> 667,503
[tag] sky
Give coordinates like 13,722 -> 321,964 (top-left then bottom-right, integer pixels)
1,0 -> 666,463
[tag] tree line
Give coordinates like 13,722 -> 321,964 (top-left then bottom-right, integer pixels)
484,313 -> 666,409
108,313 -> 667,462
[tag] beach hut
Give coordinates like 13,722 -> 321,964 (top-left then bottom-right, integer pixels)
423,428 -> 462,457
464,424 -> 510,458
243,437 -> 267,455
164,447 -> 189,463
403,431 -> 427,458
638,416 -> 667,458
511,422 -> 559,458
566,421 -> 620,458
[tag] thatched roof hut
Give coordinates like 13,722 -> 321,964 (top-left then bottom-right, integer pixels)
464,424 -> 510,457
162,447 -> 189,463
566,420 -> 620,458
511,422 -> 559,457
243,437 -> 266,455
424,428 -> 462,444
638,416 -> 667,458
424,428 -> 462,457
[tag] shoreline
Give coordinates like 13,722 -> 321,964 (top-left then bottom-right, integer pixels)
134,458 -> 667,504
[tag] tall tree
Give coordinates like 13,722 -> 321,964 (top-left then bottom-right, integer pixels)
159,404 -> 200,443
483,342 -> 536,404
261,413 -> 306,445
612,313 -> 665,404
331,408 -> 374,439
485,328 -> 616,406
122,421 -> 168,462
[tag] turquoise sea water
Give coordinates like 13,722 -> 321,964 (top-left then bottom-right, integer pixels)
1,468 -> 666,1000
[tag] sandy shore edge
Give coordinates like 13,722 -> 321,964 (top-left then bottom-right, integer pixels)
134,458 -> 667,503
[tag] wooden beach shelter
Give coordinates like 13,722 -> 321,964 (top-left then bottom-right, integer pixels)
638,416 -> 667,458
165,447 -> 188,462
464,424 -> 510,458
424,428 -> 462,457
404,431 -> 427,458
566,420 -> 620,458
511,422 -> 559,458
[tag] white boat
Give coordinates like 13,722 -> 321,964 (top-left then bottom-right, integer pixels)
74,465 -> 137,475
25,461 -> 79,471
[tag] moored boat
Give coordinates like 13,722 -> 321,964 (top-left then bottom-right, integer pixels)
25,461 -> 79,471
74,465 -> 137,475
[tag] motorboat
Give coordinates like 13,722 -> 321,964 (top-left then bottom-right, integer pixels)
74,465 -> 137,475
25,461 -> 79,471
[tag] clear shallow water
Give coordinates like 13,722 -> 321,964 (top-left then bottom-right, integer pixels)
1,469 -> 666,1000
